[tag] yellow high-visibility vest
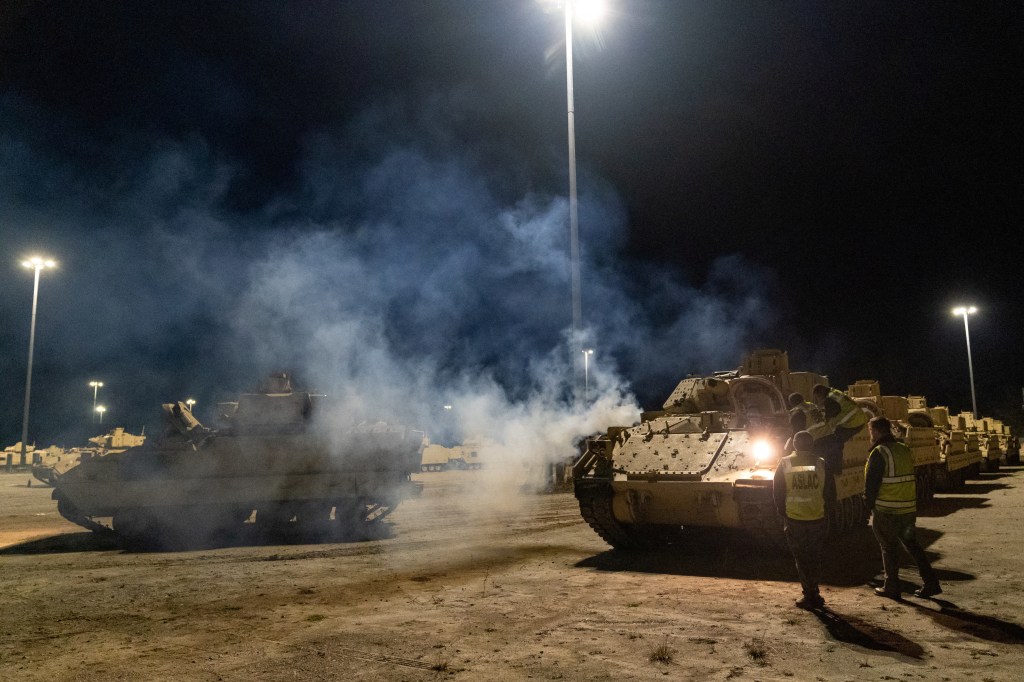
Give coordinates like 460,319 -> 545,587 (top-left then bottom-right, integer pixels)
828,388 -> 868,430
805,420 -> 833,441
869,440 -> 917,514
780,452 -> 827,521
789,401 -> 823,424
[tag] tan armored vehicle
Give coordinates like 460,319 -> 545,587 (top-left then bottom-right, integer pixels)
420,438 -> 487,471
31,447 -> 81,485
906,399 -> 982,489
964,414 -> 1003,472
88,426 -> 146,450
420,442 -> 452,471
28,446 -> 68,485
846,381 -> 941,500
52,375 -> 425,546
1003,425 -> 1020,466
32,428 -> 147,486
573,350 -> 871,550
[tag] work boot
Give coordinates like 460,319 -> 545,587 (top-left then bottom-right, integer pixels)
913,583 -> 942,598
795,594 -> 824,610
874,587 -> 902,600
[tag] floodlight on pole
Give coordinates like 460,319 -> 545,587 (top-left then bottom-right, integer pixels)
185,398 -> 196,412
15,256 -> 56,471
562,0 -> 606,374
95,405 -> 107,424
89,380 -> 104,422
951,305 -> 978,418
582,348 -> 594,402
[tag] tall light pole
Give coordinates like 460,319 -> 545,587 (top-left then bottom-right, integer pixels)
562,0 -> 606,367
89,380 -> 104,423
15,256 -> 56,471
582,348 -> 594,402
952,306 -> 978,418
95,405 -> 107,424
185,398 -> 196,412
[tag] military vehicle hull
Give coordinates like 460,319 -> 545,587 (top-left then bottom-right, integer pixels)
908,405 -> 983,490
575,427 -> 870,549
53,385 -> 424,545
574,351 -> 871,550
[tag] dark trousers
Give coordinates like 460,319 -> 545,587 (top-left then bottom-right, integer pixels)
871,511 -> 938,592
816,425 -> 862,476
784,517 -> 828,598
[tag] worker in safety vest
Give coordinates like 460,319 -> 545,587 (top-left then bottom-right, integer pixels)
865,416 -> 941,599
788,392 -> 823,426
773,430 -> 834,610
811,383 -> 868,475
783,405 -> 831,456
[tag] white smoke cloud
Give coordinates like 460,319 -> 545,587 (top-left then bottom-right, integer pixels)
0,90 -> 779,467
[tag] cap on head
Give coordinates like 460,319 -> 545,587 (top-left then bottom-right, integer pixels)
788,392 -> 804,407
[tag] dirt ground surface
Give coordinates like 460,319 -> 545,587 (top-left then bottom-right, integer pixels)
2,467 -> 1023,681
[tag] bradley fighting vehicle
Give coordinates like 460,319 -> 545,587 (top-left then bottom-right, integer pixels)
846,381 -> 941,501
573,350 -> 872,550
420,437 -> 487,471
32,427 -> 147,486
1002,425 -> 1020,466
979,417 -> 1007,471
957,412 -> 1003,472
905,399 -> 983,490
52,374 -> 425,545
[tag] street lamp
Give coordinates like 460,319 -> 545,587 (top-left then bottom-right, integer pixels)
185,398 -> 196,412
582,348 -> 595,402
562,0 -> 607,363
95,405 -> 107,424
89,380 -> 104,422
952,306 -> 978,418
15,255 -> 56,471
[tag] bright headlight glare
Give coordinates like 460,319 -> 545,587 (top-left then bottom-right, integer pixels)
752,439 -> 775,464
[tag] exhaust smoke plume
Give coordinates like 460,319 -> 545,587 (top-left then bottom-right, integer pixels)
0,92 -> 779,475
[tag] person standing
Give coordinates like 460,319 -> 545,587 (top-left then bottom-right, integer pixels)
774,430 -> 833,609
865,416 -> 942,599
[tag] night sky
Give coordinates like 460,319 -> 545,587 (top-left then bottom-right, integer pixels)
1,0 -> 1022,448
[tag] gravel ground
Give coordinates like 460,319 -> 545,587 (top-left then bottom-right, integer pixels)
1,467 -> 1023,681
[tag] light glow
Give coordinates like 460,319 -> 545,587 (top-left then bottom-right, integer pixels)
952,305 -> 977,316
751,438 -> 776,464
21,256 -> 57,270
575,0 -> 608,24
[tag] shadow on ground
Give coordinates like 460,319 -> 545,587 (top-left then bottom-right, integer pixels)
578,527 -> 883,586
0,522 -> 394,555
577,524 -> 979,592
812,607 -> 926,660
906,598 -> 1024,645
918,496 -> 991,517
953,483 -> 1010,495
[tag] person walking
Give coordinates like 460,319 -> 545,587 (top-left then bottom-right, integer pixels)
865,416 -> 942,599
774,430 -> 833,609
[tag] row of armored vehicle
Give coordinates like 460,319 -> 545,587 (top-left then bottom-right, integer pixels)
573,349 -> 1017,550
29,427 -> 147,485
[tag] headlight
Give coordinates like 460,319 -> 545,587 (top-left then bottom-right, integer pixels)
752,438 -> 776,465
